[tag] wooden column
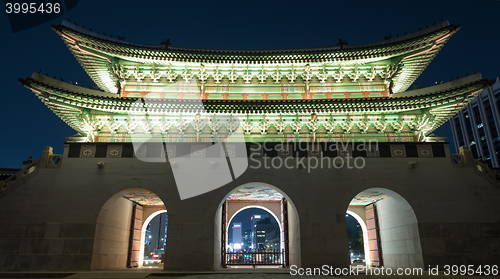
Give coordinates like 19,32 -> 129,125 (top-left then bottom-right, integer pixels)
221,201 -> 228,268
365,204 -> 383,267
281,198 -> 289,267
127,204 -> 143,268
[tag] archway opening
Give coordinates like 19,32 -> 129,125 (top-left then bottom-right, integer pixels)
227,207 -> 282,253
346,211 -> 368,267
346,188 -> 423,269
214,182 -> 301,269
91,188 -> 167,270
140,210 -> 168,268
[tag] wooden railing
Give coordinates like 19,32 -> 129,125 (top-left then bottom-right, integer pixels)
224,249 -> 285,268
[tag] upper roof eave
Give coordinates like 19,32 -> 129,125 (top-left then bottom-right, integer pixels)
54,20 -> 458,56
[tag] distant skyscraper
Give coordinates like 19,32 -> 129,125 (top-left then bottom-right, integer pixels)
145,225 -> 151,246
163,214 -> 168,250
251,214 -> 266,249
232,222 -> 242,250
148,212 -> 168,251
243,229 -> 252,251
450,77 -> 500,167
250,214 -> 279,250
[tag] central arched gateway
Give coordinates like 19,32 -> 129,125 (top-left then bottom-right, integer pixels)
213,182 -> 301,269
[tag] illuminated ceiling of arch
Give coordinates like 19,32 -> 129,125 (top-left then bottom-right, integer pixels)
123,190 -> 164,206
227,185 -> 283,201
349,190 -> 389,206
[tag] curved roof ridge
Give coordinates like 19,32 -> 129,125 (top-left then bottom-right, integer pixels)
57,20 -> 456,53
21,72 -> 118,98
59,20 -> 165,49
394,73 -> 484,98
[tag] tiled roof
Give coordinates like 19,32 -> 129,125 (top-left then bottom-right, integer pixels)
52,21 -> 459,94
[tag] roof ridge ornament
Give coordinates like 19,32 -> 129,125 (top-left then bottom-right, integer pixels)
161,38 -> 171,50
336,38 -> 348,50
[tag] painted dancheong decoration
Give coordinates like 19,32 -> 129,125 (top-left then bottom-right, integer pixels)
19,20 -> 490,143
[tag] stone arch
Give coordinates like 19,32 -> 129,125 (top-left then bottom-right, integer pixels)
88,178 -> 177,222
89,178 -> 176,270
339,180 -> 425,269
338,179 -> 426,224
212,180 -> 302,269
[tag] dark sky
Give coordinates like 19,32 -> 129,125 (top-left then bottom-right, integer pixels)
1,0 -> 499,168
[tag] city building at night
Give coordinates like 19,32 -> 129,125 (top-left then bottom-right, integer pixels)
231,223 -> 242,251
242,229 -> 252,251
450,77 -> 500,167
251,215 -> 279,250
1,20 -> 500,272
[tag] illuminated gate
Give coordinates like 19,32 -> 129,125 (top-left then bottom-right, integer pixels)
222,199 -> 289,268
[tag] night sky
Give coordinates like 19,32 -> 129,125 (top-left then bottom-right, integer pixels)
1,0 -> 499,168
228,208 -> 279,245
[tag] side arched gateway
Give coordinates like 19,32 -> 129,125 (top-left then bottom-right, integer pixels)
90,187 -> 169,270
344,186 -> 424,269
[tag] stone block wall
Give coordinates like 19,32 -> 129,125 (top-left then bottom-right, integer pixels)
0,222 -> 94,270
0,143 -> 500,271
419,222 -> 500,268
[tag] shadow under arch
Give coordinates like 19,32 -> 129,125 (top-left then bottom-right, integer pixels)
89,181 -> 173,270
213,181 -> 301,269
338,179 -> 426,224
88,178 -> 177,223
340,181 -> 425,269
